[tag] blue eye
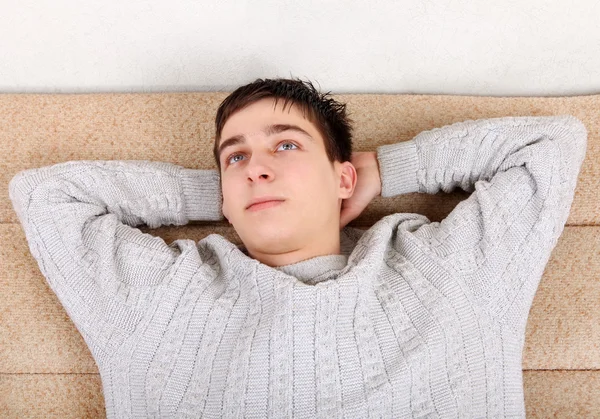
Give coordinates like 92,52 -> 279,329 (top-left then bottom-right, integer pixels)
277,142 -> 298,151
227,154 -> 245,165
227,142 -> 298,166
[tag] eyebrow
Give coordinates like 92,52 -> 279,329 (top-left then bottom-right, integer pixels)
217,124 -> 314,161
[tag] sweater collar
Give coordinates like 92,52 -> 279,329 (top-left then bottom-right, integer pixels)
273,254 -> 350,284
234,227 -> 363,285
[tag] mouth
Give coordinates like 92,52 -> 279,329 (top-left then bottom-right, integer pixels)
246,200 -> 285,212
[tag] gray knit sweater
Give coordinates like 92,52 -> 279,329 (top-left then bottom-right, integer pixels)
9,115 -> 587,418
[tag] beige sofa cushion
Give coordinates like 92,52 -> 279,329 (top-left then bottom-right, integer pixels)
1,92 -> 598,417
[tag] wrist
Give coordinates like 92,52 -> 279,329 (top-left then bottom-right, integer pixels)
376,140 -> 420,197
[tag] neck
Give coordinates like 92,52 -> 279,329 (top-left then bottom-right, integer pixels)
246,232 -> 341,268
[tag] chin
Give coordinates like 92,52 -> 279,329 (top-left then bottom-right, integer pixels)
238,225 -> 298,254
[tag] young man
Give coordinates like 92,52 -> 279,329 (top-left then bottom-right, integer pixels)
9,78 -> 587,418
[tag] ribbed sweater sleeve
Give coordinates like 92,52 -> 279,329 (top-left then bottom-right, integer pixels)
376,115 -> 587,333
8,160 -> 223,354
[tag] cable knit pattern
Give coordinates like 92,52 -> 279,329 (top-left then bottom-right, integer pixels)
9,115 -> 587,418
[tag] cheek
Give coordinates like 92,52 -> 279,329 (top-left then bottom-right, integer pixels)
220,179 -> 239,214
288,162 -> 336,196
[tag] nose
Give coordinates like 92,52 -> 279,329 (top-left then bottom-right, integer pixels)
246,155 -> 275,183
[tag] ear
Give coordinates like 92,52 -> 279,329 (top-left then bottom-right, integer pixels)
337,161 -> 357,199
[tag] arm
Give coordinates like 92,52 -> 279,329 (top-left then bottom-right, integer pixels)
376,115 -> 587,334
9,160 -> 222,354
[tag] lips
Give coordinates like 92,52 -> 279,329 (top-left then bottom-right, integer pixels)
246,197 -> 285,211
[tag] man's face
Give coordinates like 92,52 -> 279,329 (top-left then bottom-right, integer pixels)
218,97 -> 353,257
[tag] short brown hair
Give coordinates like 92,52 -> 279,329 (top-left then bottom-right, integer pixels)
213,77 -> 353,171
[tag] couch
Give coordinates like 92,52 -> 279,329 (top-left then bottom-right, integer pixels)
1,92 -> 598,417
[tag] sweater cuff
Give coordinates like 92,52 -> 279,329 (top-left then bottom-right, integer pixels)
376,139 -> 421,197
179,168 -> 223,221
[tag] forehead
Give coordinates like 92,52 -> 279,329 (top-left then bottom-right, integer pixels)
220,97 -> 319,142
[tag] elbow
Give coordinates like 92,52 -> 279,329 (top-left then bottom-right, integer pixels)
558,115 -> 588,163
8,171 -> 31,209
